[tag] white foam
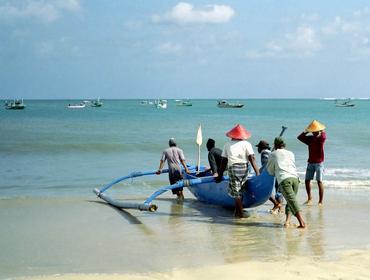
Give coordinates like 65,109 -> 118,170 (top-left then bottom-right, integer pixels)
325,180 -> 370,190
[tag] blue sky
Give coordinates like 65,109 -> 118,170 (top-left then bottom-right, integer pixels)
1,0 -> 370,99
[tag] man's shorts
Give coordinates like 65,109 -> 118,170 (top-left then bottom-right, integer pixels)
169,169 -> 183,194
305,162 -> 324,181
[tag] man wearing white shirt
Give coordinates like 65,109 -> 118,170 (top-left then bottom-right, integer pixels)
266,137 -> 305,228
216,124 -> 260,218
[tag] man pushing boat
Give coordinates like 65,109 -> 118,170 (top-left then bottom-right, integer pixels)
216,124 -> 260,218
156,138 -> 190,200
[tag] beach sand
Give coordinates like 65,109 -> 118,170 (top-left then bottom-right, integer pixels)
12,247 -> 370,280
1,188 -> 370,279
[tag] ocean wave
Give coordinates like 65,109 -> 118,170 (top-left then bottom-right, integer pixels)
297,167 -> 370,180
325,180 -> 370,190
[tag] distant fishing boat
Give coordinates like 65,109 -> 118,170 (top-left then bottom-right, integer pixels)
217,100 -> 244,108
5,99 -> 26,110
91,98 -> 103,107
67,103 -> 86,109
175,99 -> 193,106
335,99 -> 355,107
140,100 -> 154,105
155,99 -> 167,109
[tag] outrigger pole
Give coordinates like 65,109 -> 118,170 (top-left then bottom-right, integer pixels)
94,175 -> 216,212
93,165 -> 201,212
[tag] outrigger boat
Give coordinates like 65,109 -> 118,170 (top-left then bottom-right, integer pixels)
93,166 -> 275,212
94,125 -> 286,213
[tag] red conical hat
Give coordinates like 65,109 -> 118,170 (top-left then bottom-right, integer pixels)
226,124 -> 251,140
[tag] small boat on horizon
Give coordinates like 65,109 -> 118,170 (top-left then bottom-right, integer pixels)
155,99 -> 167,109
335,99 -> 355,107
175,99 -> 192,106
67,103 -> 86,109
140,100 -> 154,105
91,98 -> 103,107
5,99 -> 26,110
217,100 -> 244,108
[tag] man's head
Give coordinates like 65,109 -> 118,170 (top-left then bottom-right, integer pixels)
206,138 -> 215,151
255,140 -> 270,153
169,138 -> 177,147
274,137 -> 286,149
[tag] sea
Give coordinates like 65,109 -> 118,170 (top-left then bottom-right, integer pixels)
1,98 -> 370,199
2,99 -> 370,279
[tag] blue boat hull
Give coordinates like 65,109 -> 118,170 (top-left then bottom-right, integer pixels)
185,170 -> 275,208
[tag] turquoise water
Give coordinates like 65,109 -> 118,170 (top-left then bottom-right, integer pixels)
1,99 -> 370,198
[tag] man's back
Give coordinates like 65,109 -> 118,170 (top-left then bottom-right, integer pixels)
267,149 -> 298,184
161,146 -> 185,167
297,131 -> 326,163
208,147 -> 222,173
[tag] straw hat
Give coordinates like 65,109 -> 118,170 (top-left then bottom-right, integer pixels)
305,120 -> 326,133
226,124 -> 251,140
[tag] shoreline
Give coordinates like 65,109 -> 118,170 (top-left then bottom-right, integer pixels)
1,188 -> 370,279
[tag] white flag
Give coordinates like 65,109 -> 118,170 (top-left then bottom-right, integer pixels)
196,124 -> 202,146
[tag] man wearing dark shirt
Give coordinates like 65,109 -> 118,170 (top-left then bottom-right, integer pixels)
206,138 -> 222,177
297,120 -> 327,205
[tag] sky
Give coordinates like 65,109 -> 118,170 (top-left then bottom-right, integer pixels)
1,0 -> 370,99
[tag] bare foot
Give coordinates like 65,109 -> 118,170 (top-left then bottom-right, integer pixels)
284,222 -> 291,228
269,203 -> 282,214
303,200 -> 312,206
233,208 -> 243,218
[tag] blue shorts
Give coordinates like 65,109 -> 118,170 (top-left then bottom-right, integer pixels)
305,163 -> 324,181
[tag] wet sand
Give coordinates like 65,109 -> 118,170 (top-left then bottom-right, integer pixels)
1,188 -> 370,279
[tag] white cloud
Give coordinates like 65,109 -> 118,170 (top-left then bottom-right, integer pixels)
154,42 -> 183,54
321,16 -> 361,36
353,7 -> 370,18
321,16 -> 342,35
286,25 -> 322,53
246,25 -> 321,59
55,0 -> 81,12
152,2 -> 235,24
0,0 -> 81,23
